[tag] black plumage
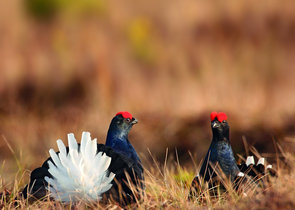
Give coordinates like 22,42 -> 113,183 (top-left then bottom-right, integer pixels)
22,112 -> 144,205
189,112 -> 275,198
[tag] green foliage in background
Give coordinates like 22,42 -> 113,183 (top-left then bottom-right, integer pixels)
25,0 -> 59,20
25,0 -> 107,20
128,17 -> 156,64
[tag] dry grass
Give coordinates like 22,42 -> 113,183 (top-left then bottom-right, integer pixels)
1,0 -> 295,162
1,142 -> 295,209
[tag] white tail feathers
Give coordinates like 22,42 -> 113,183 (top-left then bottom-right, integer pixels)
257,157 -> 265,166
237,172 -> 245,177
245,156 -> 273,169
246,156 -> 255,166
44,132 -> 115,203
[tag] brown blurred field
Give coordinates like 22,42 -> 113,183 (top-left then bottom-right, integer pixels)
1,0 -> 295,203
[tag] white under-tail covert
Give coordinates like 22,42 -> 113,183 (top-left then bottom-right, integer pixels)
44,132 -> 115,203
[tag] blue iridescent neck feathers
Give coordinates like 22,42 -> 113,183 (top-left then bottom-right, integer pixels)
105,114 -> 140,163
200,116 -> 240,181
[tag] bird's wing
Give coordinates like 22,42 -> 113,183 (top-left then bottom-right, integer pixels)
95,144 -> 145,204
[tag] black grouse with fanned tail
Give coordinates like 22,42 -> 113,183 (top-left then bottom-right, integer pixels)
22,112 -> 144,205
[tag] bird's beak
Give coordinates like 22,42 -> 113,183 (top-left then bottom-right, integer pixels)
212,121 -> 219,128
131,118 -> 138,125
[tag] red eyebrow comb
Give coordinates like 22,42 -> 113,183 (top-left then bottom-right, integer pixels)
210,112 -> 227,122
210,112 -> 218,121
116,111 -> 133,119
217,112 -> 227,122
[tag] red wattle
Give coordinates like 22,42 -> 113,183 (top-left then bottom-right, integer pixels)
217,112 -> 227,122
210,112 -> 218,121
116,111 -> 133,119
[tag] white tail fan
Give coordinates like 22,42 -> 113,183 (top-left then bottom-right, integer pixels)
44,132 -> 115,203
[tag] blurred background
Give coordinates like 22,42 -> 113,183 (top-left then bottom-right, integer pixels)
1,0 -> 295,182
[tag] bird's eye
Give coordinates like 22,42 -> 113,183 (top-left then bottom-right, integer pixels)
126,118 -> 131,122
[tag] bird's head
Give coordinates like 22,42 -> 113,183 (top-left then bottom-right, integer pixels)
109,111 -> 138,137
106,111 -> 140,161
210,112 -> 230,141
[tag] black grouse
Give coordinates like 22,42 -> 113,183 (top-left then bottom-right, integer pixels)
22,111 -> 144,205
189,112 -> 275,198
